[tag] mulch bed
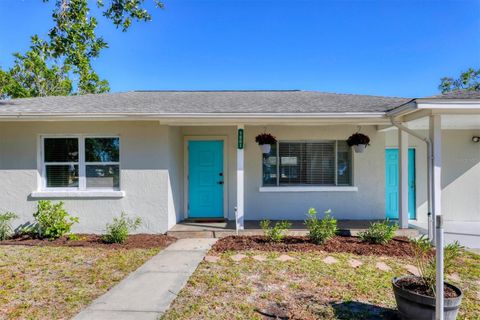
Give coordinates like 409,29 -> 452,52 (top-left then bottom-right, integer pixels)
212,235 -> 415,257
395,277 -> 459,298
0,234 -> 176,249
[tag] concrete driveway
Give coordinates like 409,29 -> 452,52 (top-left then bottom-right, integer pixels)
410,220 -> 480,249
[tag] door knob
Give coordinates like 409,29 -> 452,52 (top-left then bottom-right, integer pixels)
218,181 -> 224,185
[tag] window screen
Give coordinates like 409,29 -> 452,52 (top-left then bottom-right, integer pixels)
43,136 -> 120,190
262,141 -> 352,186
44,138 -> 79,188
85,138 -> 120,189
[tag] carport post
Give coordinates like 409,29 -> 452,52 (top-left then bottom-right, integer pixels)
430,115 -> 444,320
236,125 -> 245,231
398,128 -> 409,228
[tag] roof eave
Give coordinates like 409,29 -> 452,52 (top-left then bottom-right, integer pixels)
0,111 -> 387,119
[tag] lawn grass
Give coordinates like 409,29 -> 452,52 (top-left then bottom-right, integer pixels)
0,245 -> 162,319
163,250 -> 480,320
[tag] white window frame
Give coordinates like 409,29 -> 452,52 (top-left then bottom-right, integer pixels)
261,140 -> 356,190
39,134 -> 121,192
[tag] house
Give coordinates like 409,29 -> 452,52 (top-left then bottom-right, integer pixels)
0,90 -> 479,243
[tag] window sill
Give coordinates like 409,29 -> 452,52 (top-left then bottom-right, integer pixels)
30,190 -> 125,198
259,186 -> 358,192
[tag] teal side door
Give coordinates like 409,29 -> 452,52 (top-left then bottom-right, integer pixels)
385,148 -> 416,219
188,140 -> 224,218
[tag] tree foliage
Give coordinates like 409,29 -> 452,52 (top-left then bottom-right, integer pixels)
0,38 -> 72,99
0,0 -> 162,99
439,67 -> 480,93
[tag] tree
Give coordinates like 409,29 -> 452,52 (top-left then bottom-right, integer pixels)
0,0 -> 163,99
0,38 -> 72,99
439,67 -> 480,93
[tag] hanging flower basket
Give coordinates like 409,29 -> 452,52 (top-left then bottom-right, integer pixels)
255,133 -> 277,154
347,133 -> 370,153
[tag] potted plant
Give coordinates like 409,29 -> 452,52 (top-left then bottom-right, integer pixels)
392,236 -> 463,320
346,132 -> 370,153
255,133 -> 277,154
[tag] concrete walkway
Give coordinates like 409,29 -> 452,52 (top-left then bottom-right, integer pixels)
74,238 -> 217,320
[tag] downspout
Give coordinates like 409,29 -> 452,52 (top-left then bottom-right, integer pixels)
390,118 -> 434,241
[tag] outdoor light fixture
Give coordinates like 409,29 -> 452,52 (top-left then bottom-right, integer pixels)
472,136 -> 480,143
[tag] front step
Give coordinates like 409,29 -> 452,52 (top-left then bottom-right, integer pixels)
167,231 -> 215,239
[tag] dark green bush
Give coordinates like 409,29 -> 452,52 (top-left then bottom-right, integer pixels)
304,208 -> 337,244
0,212 -> 18,240
102,212 -> 141,244
358,220 -> 398,244
33,200 -> 79,240
260,220 -> 291,242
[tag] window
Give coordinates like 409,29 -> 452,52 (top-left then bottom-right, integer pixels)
42,136 -> 120,190
262,141 -> 352,186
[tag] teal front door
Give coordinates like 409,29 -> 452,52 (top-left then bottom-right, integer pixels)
188,140 -> 224,218
385,148 -> 416,219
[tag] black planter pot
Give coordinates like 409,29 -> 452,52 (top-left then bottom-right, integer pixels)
392,276 -> 463,320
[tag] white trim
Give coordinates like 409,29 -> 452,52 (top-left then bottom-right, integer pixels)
183,136 -> 228,220
399,129 -> 409,228
259,186 -> 358,192
236,125 -> 245,230
39,134 -> 121,192
30,190 -> 125,198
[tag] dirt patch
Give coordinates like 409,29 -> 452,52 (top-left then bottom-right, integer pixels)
0,233 -> 176,249
395,277 -> 460,298
212,235 -> 415,257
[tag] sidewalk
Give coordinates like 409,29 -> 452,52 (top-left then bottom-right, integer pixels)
74,238 -> 217,320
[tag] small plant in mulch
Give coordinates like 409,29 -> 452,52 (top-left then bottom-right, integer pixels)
358,220 -> 398,244
102,212 -> 142,244
33,200 -> 79,240
260,220 -> 291,243
0,212 -> 18,241
304,208 -> 337,245
255,133 -> 277,145
346,132 -> 370,147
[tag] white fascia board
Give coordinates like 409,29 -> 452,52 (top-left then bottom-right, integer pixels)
0,112 -> 387,119
416,100 -> 480,109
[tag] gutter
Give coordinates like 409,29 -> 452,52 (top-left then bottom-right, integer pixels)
390,118 -> 434,241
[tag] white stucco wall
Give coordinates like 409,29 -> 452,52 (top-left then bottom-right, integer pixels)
0,121 -> 172,234
1,121 -> 477,234
385,129 -> 480,223
167,126 -> 184,228
243,125 -> 386,220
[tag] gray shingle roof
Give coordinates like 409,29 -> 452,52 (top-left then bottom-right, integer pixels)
427,90 -> 480,99
0,90 -> 411,115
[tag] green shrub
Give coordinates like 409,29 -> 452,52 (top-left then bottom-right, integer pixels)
305,208 -> 338,244
102,212 -> 142,244
0,212 -> 18,240
358,220 -> 398,244
260,220 -> 291,242
33,200 -> 79,240
68,234 -> 81,241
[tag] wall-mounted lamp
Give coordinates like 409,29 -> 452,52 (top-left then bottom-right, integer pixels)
472,136 -> 480,143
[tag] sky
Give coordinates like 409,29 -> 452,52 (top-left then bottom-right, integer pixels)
0,0 -> 479,98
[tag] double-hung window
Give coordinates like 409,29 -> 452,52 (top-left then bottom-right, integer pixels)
262,140 -> 352,187
42,136 -> 120,190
